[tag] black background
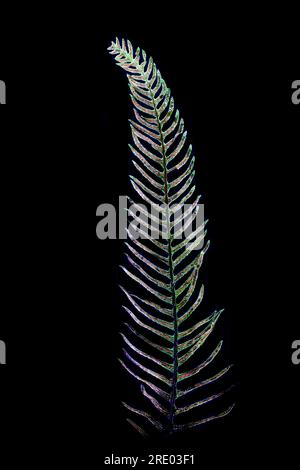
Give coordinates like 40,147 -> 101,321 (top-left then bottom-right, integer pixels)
0,15 -> 299,467
93,26 -> 300,465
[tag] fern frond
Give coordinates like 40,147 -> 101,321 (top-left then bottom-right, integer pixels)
108,38 -> 234,435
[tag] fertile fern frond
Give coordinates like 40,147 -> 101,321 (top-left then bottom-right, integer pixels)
107,38 -> 234,435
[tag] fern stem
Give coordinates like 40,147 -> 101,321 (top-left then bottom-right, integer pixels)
115,47 -> 179,433
147,81 -> 178,436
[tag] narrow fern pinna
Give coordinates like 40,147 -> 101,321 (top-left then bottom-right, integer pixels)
108,38 -> 234,435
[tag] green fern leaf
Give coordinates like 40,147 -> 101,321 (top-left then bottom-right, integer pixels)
108,38 -> 234,435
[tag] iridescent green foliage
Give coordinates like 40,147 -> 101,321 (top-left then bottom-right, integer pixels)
108,38 -> 234,435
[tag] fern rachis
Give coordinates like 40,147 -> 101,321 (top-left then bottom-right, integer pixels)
107,38 -> 234,435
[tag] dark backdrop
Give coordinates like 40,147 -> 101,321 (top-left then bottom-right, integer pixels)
93,27 -> 300,465
0,18 -> 299,467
